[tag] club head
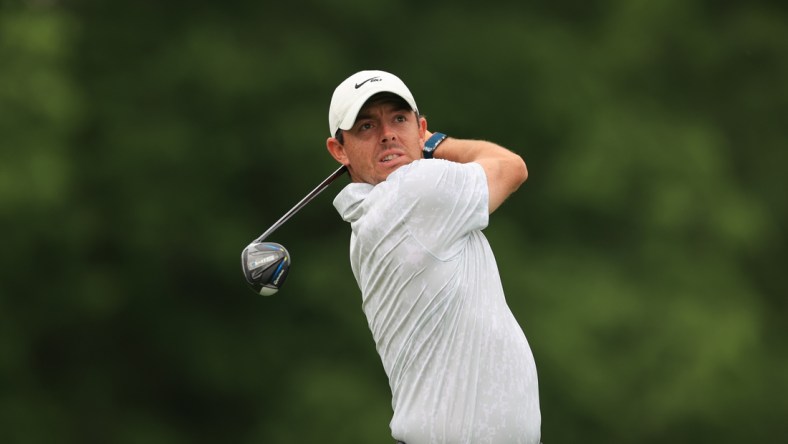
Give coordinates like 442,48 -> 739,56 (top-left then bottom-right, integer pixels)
241,242 -> 290,296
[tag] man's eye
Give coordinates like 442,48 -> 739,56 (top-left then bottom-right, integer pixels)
395,115 -> 407,122
360,123 -> 373,130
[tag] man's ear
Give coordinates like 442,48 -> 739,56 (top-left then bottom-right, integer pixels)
326,137 -> 349,165
419,116 -> 428,148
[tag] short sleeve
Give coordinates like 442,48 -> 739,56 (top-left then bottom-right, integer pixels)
390,159 -> 489,260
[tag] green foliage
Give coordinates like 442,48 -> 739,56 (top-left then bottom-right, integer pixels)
1,1 -> 786,443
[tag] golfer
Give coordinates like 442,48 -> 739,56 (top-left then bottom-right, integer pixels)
326,70 -> 541,444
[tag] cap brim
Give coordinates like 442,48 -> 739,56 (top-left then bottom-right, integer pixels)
336,89 -> 381,132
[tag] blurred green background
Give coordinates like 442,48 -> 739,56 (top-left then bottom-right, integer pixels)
2,0 -> 786,442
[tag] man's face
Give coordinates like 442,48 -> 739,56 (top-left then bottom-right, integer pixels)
327,99 -> 426,185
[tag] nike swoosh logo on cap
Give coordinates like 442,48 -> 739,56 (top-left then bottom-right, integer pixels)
355,76 -> 381,89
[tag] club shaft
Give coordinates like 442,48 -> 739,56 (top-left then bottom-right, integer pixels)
253,165 -> 347,243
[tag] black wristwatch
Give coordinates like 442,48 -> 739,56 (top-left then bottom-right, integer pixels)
423,132 -> 448,159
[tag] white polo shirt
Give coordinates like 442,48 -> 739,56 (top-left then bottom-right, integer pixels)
333,159 -> 541,444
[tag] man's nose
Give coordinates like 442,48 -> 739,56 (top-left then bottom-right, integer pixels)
380,123 -> 397,143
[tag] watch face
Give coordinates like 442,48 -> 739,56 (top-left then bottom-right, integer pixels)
423,133 -> 446,158
426,133 -> 445,147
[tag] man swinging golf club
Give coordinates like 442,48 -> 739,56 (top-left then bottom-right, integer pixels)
326,70 -> 542,444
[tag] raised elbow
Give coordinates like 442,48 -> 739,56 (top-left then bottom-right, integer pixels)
512,153 -> 528,187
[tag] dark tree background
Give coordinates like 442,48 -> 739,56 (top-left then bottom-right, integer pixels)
1,0 -> 786,442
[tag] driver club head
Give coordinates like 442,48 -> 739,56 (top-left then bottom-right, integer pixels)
241,242 -> 290,296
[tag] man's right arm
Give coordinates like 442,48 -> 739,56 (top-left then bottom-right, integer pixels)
428,132 -> 528,213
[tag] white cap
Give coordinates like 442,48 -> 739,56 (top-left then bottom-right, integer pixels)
328,70 -> 418,136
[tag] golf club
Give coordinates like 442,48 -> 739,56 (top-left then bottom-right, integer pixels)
241,165 -> 347,295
